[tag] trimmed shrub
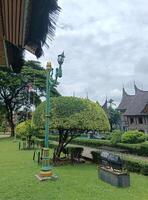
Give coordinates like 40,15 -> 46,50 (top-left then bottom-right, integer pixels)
91,151 -> 101,163
48,135 -> 148,156
140,164 -> 148,175
146,135 -> 148,141
66,146 -> 83,155
111,130 -> 122,145
121,130 -> 146,144
33,97 -> 110,132
124,159 -> 141,173
71,138 -> 111,148
15,120 -> 37,138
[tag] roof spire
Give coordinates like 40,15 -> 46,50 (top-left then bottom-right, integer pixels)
122,86 -> 129,96
102,97 -> 108,111
134,82 -> 143,94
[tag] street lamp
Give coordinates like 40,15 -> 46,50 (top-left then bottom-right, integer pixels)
36,52 -> 65,181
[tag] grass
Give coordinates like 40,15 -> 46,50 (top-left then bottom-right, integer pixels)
0,138 -> 148,200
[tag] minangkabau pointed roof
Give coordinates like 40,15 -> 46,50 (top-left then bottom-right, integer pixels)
117,84 -> 148,115
117,87 -> 134,111
102,98 -> 108,112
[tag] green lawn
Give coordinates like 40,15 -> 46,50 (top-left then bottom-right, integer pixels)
0,138 -> 148,200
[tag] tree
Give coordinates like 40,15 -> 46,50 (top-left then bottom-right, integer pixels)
0,103 -> 7,133
33,96 -> 110,161
0,60 -> 60,136
102,99 -> 121,132
107,106 -> 121,132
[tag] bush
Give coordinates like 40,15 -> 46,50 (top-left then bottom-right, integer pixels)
146,135 -> 148,141
33,97 -> 110,132
66,146 -> 84,156
15,120 -> 37,138
48,135 -> 148,156
140,164 -> 148,175
121,130 -> 146,144
72,138 -> 111,148
111,130 -> 122,144
91,151 -> 101,163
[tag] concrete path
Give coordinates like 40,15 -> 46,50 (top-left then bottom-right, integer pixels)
50,140 -> 148,162
0,134 -> 11,138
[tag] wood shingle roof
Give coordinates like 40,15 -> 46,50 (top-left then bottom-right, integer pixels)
117,85 -> 148,116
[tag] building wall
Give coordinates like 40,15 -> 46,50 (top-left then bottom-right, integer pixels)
122,115 -> 148,133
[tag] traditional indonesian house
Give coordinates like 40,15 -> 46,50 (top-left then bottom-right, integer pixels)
0,0 -> 60,73
117,84 -> 148,133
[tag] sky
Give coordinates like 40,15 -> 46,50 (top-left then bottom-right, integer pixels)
25,0 -> 148,106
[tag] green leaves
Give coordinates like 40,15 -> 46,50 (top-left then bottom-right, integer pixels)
121,130 -> 146,144
15,120 -> 32,137
33,96 -> 110,132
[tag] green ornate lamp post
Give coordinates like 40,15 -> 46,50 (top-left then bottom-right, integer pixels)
36,52 -> 65,180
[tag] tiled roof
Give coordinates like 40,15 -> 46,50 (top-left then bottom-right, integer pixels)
117,88 -> 134,111
117,85 -> 148,116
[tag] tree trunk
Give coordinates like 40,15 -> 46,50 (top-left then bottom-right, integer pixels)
6,106 -> 15,137
53,130 -> 68,163
8,117 -> 15,137
53,131 -> 63,161
11,123 -> 15,137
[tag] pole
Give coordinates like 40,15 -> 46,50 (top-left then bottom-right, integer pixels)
45,68 -> 50,148
36,53 -> 65,180
40,68 -> 52,173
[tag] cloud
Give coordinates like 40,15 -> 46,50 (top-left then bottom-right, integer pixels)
26,0 -> 148,106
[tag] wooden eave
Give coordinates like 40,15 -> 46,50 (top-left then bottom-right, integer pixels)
0,0 -> 27,47
0,11 -> 6,67
0,0 -> 30,68
0,0 -> 60,71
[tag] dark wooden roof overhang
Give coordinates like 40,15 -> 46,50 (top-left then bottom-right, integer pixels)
0,0 -> 60,73
0,0 -> 28,47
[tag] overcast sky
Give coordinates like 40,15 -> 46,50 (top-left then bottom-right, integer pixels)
26,0 -> 148,106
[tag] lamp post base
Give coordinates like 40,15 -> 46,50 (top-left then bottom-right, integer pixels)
35,173 -> 58,181
36,147 -> 58,181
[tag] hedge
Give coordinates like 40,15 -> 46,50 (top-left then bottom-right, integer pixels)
48,135 -> 148,156
91,151 -> 148,176
121,130 -> 146,144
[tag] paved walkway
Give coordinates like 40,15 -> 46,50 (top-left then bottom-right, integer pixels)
1,136 -> 147,162
81,145 -> 148,162
0,134 -> 11,138
50,140 -> 148,162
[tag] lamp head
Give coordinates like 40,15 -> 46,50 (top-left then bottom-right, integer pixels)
46,62 -> 52,70
57,51 -> 65,65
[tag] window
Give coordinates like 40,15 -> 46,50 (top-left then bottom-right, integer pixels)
138,117 -> 143,124
130,117 -> 134,124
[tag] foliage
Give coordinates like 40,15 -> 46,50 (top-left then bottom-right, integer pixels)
111,129 -> 122,144
66,146 -> 84,158
33,96 -> 110,160
0,60 -> 60,136
107,106 -> 121,131
121,130 -> 146,144
15,120 -> 36,138
48,135 -> 111,147
48,135 -> 148,156
91,151 -> 101,163
0,104 -> 6,132
33,97 -> 110,131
